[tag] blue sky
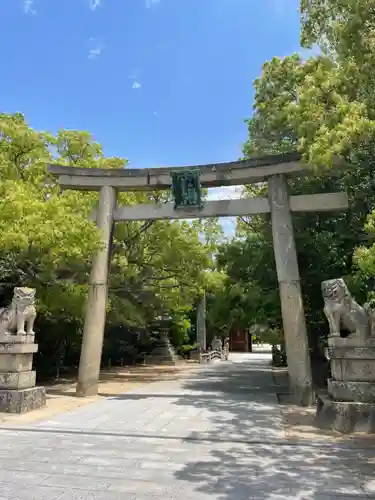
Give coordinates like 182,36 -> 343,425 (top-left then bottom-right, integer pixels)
1,0 -> 307,232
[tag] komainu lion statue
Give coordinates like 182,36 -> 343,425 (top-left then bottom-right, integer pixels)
0,287 -> 37,336
321,278 -> 374,341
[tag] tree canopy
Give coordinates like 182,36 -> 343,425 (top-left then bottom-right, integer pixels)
0,112 -> 221,374
208,0 -> 375,352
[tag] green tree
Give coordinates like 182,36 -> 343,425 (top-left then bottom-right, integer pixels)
226,3 -> 375,353
0,112 -> 216,375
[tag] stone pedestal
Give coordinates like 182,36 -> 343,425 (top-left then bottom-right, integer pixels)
0,335 -> 46,413
315,337 -> 375,433
147,332 -> 177,365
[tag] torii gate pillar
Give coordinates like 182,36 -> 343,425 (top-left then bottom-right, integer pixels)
268,174 -> 314,406
76,185 -> 117,397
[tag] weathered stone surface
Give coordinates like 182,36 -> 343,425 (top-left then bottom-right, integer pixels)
76,185 -> 117,398
269,174 -> 313,407
328,336 -> 375,348
147,332 -> 177,365
322,278 -> 371,341
0,322 -> 45,412
330,346 -> 375,359
321,329 -> 375,428
0,353 -> 33,372
0,386 -> 45,413
0,343 -> 38,354
328,337 -> 375,386
331,357 -> 375,381
0,334 -> 35,344
0,287 -> 37,336
315,393 -> 375,433
328,379 -> 375,402
0,371 -> 36,390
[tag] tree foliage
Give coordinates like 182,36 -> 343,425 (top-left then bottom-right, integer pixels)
0,112 -> 217,375
208,1 -> 375,352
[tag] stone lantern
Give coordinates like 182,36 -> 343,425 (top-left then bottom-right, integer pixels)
147,314 -> 177,365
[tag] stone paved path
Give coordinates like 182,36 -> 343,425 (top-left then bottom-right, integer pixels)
0,353 -> 374,499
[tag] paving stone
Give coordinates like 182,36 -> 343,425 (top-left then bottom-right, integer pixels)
0,469 -> 50,484
42,473 -> 113,490
57,491 -> 135,500
0,484 -> 64,500
0,353 -> 373,499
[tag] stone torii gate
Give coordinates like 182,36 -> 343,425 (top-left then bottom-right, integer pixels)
48,152 -> 348,406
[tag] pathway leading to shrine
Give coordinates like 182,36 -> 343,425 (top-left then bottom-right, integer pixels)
0,353 -> 374,499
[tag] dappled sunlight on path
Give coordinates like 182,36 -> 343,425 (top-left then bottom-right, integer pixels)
0,353 -> 373,499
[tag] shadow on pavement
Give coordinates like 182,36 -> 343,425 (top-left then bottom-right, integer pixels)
6,352 -> 374,499
169,354 -> 375,499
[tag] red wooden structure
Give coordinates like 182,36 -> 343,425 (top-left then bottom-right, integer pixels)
229,328 -> 250,352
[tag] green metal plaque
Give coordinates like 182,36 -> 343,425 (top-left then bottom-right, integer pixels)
170,170 -> 203,210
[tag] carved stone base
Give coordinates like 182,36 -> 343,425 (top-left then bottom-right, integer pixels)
0,334 -> 35,344
0,370 -> 36,390
328,379 -> 375,403
0,386 -> 46,413
328,336 -> 375,383
315,394 -> 375,434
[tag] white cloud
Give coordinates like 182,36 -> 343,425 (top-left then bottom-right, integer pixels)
87,37 -> 104,59
89,0 -> 101,11
145,0 -> 160,8
206,185 -> 243,201
128,70 -> 142,89
88,47 -> 102,59
23,0 -> 36,15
